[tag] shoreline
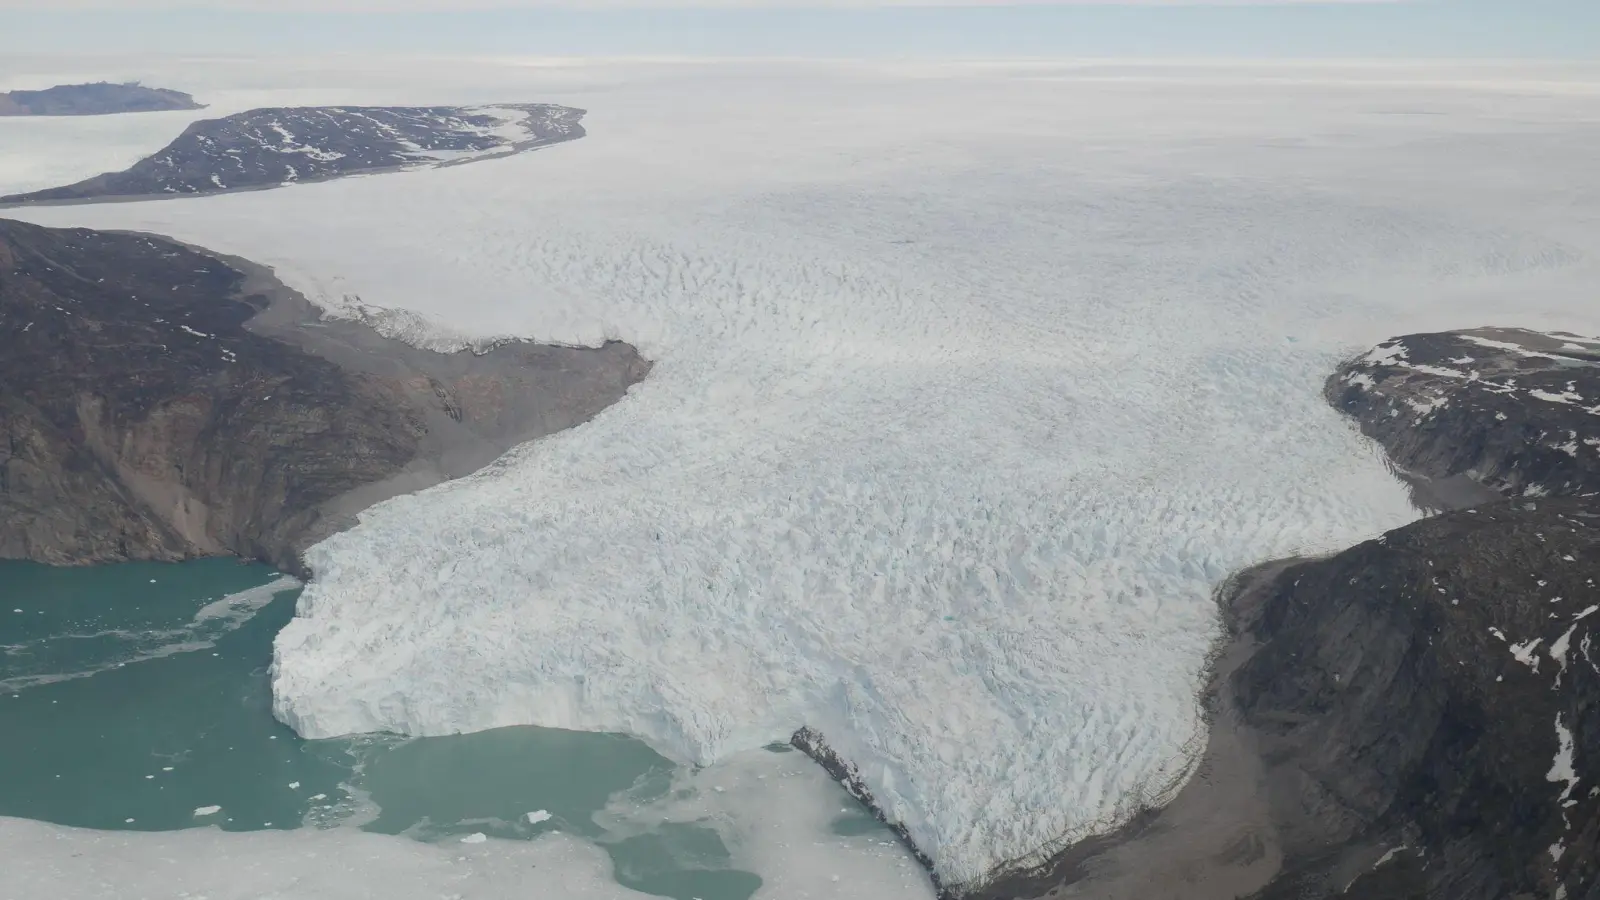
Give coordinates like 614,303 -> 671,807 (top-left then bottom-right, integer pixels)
0,220 -> 648,576
198,239 -> 652,573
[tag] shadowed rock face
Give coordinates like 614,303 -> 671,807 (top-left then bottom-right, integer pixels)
0,82 -> 201,117
0,104 -> 586,204
1235,498 -> 1599,900
0,218 -> 648,575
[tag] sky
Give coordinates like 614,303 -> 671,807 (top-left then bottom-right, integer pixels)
1,1 -> 1595,58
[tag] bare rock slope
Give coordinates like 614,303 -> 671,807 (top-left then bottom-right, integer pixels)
0,104 -> 584,204
0,218 -> 647,574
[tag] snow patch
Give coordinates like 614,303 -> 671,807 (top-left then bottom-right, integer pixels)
1511,638 -> 1544,670
1531,386 -> 1586,405
1548,714 -> 1579,803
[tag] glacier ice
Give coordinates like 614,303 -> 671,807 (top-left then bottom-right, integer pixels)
13,58 -> 1600,891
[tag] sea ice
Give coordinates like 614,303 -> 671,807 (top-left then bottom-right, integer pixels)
0,815 -> 654,900
13,58 -> 1600,891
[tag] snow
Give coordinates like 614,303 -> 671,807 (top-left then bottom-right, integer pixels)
1550,623 -> 1578,678
1549,714 -> 1579,803
1532,387 -> 1587,405
1372,845 -> 1407,869
1511,638 -> 1545,670
10,57 -> 1600,891
1362,341 -> 1409,367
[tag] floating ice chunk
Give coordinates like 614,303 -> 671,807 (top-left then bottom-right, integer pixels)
526,810 -> 553,825
193,806 -> 222,817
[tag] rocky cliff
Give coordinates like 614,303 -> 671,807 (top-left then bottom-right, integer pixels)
0,218 -> 648,574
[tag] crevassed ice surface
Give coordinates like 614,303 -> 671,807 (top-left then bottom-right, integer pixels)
15,59 -> 1600,889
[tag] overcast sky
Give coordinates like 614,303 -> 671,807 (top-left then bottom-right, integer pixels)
3,1 -> 1593,58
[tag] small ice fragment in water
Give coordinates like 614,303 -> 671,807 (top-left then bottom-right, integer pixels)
525,810 -> 552,825
124,818 -> 135,823
460,833 -> 487,844
288,782 -> 300,790
194,806 -> 222,817
310,793 -> 327,801
162,767 -> 174,772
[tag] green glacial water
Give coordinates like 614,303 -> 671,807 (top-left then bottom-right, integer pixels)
0,558 -> 881,900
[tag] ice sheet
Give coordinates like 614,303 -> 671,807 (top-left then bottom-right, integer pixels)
13,58 -> 1600,891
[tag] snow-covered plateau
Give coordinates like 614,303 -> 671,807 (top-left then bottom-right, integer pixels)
9,58 -> 1600,892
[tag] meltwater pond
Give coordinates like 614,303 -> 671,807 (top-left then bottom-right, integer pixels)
0,559 -> 918,900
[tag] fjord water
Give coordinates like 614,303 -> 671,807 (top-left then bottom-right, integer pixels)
0,559 -> 885,900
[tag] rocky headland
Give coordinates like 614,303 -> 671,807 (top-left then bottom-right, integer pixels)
0,218 -> 648,576
0,82 -> 201,117
798,327 -> 1600,899
0,104 -> 585,205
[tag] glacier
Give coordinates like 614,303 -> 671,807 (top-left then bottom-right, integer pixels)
11,58 -> 1600,891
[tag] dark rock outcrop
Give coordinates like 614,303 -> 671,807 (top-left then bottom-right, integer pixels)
0,218 -> 648,575
1328,327 -> 1600,503
1233,497 -> 1599,900
0,104 -> 585,205
0,82 -> 201,117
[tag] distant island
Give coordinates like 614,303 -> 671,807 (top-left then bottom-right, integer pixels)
0,81 -> 202,117
0,103 -> 586,205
